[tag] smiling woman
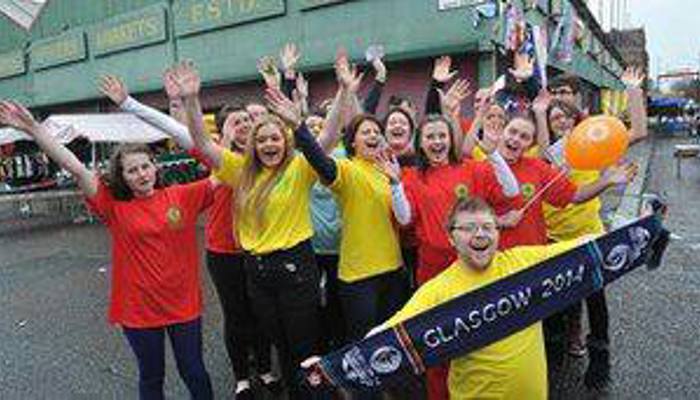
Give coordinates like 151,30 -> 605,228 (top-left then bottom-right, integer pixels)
0,100 -> 217,399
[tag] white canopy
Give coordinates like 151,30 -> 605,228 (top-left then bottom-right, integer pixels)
0,126 -> 33,145
0,113 -> 172,146
43,113 -> 172,143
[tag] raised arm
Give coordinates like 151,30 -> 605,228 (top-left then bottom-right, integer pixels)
572,162 -> 638,204
173,61 -> 225,169
532,89 -> 552,158
621,67 -> 648,144
316,48 -> 364,152
363,56 -> 387,115
0,101 -> 96,196
439,78 -> 471,156
425,56 -> 457,115
98,74 -> 194,149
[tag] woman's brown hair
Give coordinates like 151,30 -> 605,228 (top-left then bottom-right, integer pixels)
103,143 -> 160,201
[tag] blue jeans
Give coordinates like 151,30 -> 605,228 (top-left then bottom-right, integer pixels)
123,318 -> 213,400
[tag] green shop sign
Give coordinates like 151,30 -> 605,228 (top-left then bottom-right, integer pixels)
0,49 -> 25,79
173,0 -> 286,37
91,4 -> 168,57
30,30 -> 86,71
299,0 -> 348,10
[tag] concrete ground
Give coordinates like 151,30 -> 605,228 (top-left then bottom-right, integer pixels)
1,134 -> 698,399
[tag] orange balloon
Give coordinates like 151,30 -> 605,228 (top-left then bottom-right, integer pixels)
564,115 -> 629,170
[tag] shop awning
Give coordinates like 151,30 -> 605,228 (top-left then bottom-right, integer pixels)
2,113 -> 172,145
0,126 -> 33,146
41,113 -> 171,144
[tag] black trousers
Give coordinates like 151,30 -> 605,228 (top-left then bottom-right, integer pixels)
206,251 -> 272,382
244,240 -> 326,400
315,253 -> 346,351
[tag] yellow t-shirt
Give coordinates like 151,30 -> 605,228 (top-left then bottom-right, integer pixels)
382,240 -> 578,400
543,169 -> 606,241
213,149 -> 317,254
472,145 -> 539,161
330,158 -> 402,282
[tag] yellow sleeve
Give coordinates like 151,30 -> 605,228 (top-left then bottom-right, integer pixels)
213,149 -> 244,187
509,239 -> 584,273
380,280 -> 443,329
329,158 -> 351,192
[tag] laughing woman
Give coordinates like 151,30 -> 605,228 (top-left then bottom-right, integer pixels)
0,101 -> 215,400
175,61 -> 340,400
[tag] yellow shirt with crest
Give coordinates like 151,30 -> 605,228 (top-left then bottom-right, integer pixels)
330,158 -> 402,283
382,240 -> 578,400
213,149 -> 317,254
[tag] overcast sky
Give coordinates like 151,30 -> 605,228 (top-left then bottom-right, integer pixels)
624,0 -> 700,78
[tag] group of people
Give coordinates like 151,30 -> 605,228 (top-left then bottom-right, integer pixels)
0,41 -> 650,400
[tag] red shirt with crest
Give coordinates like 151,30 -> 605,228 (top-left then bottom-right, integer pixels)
86,179 -> 214,328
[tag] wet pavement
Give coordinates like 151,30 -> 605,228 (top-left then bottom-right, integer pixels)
1,134 -> 698,399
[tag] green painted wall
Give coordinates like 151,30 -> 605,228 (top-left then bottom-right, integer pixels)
0,0 -> 625,108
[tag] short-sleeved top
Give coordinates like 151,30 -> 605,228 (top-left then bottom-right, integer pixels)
543,169 -> 605,241
382,240 -> 578,400
498,157 -> 577,250
85,179 -> 213,328
187,148 -> 240,254
205,185 -> 240,253
214,149 -> 317,254
330,158 -> 402,283
403,160 -> 519,254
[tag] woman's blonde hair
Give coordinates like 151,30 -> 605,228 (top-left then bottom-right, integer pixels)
235,115 -> 295,228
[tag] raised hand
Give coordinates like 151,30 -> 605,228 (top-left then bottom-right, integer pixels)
296,72 -> 309,100
335,48 -> 364,93
509,52 -> 534,82
621,66 -> 645,89
603,161 -> 638,185
0,100 -> 40,134
162,67 -> 182,100
280,42 -> 301,75
264,87 -> 302,128
372,57 -> 387,83
374,148 -> 401,184
98,75 -> 128,105
439,78 -> 471,117
172,60 -> 201,98
532,89 -> 551,114
433,55 -> 457,83
257,55 -> 281,90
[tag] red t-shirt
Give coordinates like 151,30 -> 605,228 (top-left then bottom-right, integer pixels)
86,179 -> 214,328
498,157 -> 577,250
403,160 -> 520,284
205,185 -> 240,254
187,148 -> 240,254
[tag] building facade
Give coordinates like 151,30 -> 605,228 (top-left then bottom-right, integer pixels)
0,0 -> 627,116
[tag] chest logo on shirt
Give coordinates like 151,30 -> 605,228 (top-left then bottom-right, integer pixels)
454,184 -> 469,200
166,206 -> 184,230
521,183 -> 536,200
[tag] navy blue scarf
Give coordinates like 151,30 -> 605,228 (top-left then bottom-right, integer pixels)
305,215 -> 663,391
